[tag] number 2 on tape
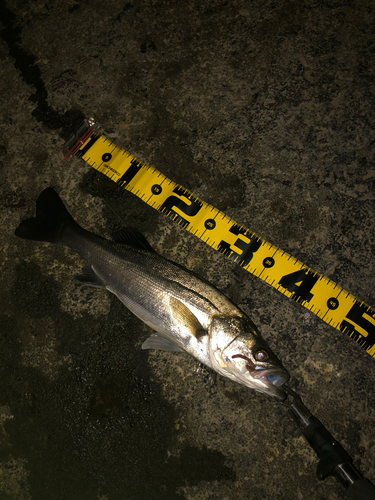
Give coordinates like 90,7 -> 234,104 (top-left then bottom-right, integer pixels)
64,119 -> 375,358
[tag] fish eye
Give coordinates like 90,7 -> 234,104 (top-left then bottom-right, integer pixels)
254,349 -> 269,362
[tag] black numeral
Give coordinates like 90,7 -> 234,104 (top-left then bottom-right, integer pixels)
218,224 -> 261,267
159,187 -> 203,229
278,269 -> 318,303
117,159 -> 142,187
340,301 -> 375,345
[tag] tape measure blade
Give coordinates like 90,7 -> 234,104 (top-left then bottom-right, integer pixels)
69,130 -> 375,358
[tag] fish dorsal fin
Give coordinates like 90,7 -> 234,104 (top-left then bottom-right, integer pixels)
74,265 -> 106,288
112,227 -> 156,253
142,334 -> 183,352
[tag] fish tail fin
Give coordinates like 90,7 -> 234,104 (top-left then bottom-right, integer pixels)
15,187 -> 79,243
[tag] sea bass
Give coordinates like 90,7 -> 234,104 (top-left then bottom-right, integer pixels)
15,188 -> 289,399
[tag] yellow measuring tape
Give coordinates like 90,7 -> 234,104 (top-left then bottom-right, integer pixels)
64,119 -> 375,357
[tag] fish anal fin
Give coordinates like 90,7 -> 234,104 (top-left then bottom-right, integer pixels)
142,334 -> 183,352
74,265 -> 106,288
169,296 -> 207,340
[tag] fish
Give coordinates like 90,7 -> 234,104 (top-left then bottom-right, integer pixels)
15,188 -> 289,400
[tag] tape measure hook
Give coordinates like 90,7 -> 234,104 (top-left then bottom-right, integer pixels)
63,117 -> 98,160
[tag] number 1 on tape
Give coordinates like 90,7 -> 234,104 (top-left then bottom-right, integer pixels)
64,118 -> 375,358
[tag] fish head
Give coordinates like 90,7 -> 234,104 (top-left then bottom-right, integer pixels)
208,315 -> 289,400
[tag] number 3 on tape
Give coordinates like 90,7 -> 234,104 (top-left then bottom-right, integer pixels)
64,119 -> 375,358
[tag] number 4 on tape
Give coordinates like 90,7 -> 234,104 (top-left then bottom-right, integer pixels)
64,119 -> 375,358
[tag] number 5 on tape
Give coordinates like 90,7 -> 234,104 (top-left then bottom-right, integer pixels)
64,119 -> 375,358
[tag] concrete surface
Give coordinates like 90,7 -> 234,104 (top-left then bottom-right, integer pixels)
1,0 -> 375,499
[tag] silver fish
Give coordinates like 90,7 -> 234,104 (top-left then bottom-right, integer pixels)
15,188 -> 289,399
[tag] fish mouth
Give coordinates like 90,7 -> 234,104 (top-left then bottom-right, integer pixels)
250,367 -> 289,399
230,354 -> 289,399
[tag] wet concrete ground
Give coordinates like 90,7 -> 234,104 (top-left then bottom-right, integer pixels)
1,0 -> 375,499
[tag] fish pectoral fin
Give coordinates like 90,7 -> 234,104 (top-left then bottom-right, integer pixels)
74,265 -> 106,288
142,334 -> 183,352
169,296 -> 207,340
